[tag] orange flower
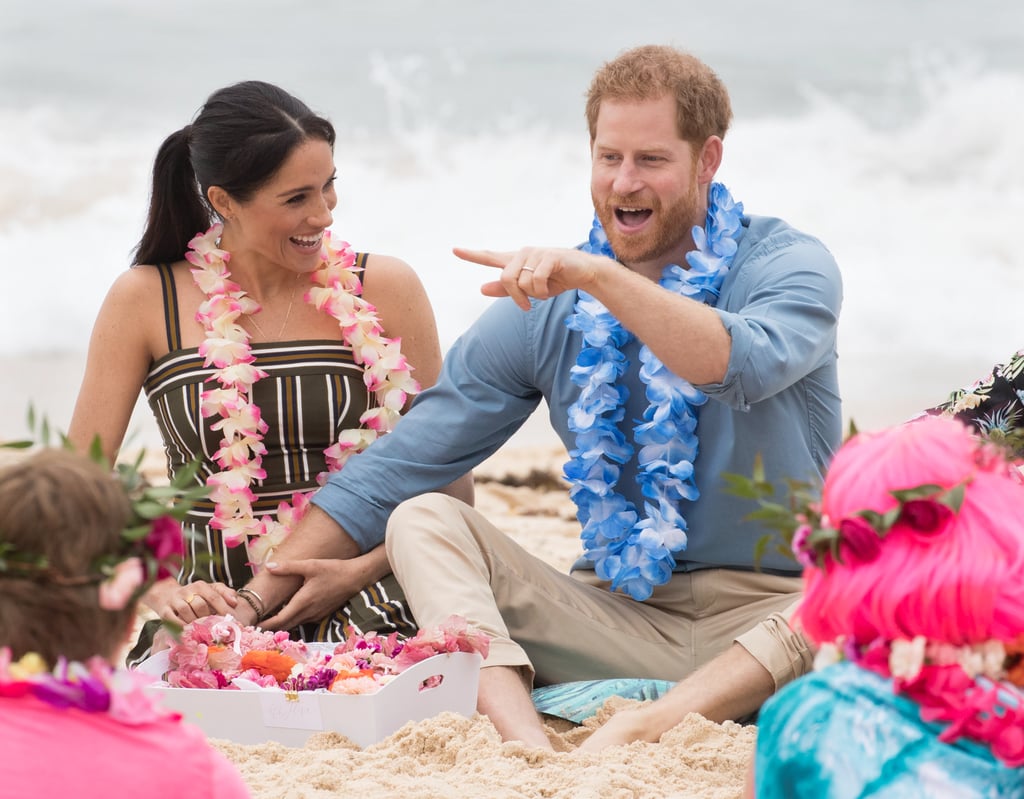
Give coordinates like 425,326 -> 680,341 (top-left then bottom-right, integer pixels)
329,667 -> 375,691
240,650 -> 298,684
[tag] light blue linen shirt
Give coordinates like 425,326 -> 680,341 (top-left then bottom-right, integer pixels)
312,214 -> 843,574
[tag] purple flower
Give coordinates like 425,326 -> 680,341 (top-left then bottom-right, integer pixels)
839,516 -> 882,563
899,499 -> 953,535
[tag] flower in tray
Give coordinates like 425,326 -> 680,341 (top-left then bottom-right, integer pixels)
162,614 -> 311,689
239,650 -> 299,684
323,660 -> 386,695
157,614 -> 489,695
394,614 -> 491,669
305,646 -> 400,694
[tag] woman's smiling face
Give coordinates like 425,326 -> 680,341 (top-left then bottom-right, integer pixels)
217,137 -> 338,274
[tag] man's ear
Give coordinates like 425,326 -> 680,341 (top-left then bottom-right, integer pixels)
207,185 -> 235,220
696,136 -> 724,185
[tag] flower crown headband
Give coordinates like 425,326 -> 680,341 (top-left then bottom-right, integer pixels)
728,421 -> 1024,766
791,480 -> 965,569
724,427 -> 970,570
0,409 -> 207,610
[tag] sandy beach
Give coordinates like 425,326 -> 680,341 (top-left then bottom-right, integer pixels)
0,353 -> 991,799
0,349 -> 997,799
212,709 -> 753,799
0,433 -> 755,797
202,445 -> 754,799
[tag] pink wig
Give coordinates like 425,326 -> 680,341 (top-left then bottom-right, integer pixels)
797,415 -> 1024,648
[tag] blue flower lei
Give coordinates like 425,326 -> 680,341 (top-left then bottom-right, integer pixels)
564,182 -> 744,600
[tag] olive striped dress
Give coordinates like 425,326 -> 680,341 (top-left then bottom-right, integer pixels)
132,260 -> 415,657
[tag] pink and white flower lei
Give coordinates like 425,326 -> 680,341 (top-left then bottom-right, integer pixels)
185,223 -> 420,565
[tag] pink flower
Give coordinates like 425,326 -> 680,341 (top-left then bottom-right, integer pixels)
838,516 -> 882,563
198,337 -> 253,369
791,523 -> 816,568
246,521 -> 289,568
209,404 -> 267,442
168,641 -> 211,671
214,436 -> 267,469
105,667 -> 178,724
925,642 -> 962,667
98,557 -> 145,610
166,669 -> 225,689
205,645 -> 243,673
323,429 -> 377,472
991,719 -> 1024,767
208,462 -> 267,491
200,387 -> 243,417
144,516 -> 184,580
380,387 -> 411,411
855,638 -> 891,677
214,363 -> 269,389
215,516 -> 258,549
190,269 -> 235,296
235,669 -> 280,688
394,614 -> 490,669
185,223 -> 229,265
157,614 -> 486,695
359,407 -> 396,433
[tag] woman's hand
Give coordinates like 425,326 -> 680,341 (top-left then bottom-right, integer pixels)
258,548 -> 390,630
141,577 -> 239,625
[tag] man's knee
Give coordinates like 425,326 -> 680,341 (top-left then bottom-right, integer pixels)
385,492 -> 464,558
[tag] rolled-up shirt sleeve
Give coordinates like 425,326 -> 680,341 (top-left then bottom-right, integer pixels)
699,232 -> 842,411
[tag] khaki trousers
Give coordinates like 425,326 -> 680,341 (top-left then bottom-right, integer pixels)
385,493 -> 812,690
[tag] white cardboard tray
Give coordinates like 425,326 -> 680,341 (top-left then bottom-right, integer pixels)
136,649 -> 481,748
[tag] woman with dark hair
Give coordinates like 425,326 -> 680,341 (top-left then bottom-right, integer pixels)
68,81 -> 470,658
0,448 -> 251,798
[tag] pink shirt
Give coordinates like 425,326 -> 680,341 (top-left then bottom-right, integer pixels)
1,695 -> 251,799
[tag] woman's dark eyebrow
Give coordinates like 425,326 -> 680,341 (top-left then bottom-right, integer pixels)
276,172 -> 336,198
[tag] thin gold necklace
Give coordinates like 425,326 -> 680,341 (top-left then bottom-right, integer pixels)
246,274 -> 300,341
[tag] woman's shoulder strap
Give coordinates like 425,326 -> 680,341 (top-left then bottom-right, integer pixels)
152,262 -> 183,352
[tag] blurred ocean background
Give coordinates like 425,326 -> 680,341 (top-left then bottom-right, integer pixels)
2,0 -> 1022,448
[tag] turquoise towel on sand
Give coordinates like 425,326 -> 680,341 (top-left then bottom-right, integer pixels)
531,679 -> 675,723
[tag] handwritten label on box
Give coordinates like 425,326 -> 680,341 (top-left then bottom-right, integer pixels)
260,692 -> 324,731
